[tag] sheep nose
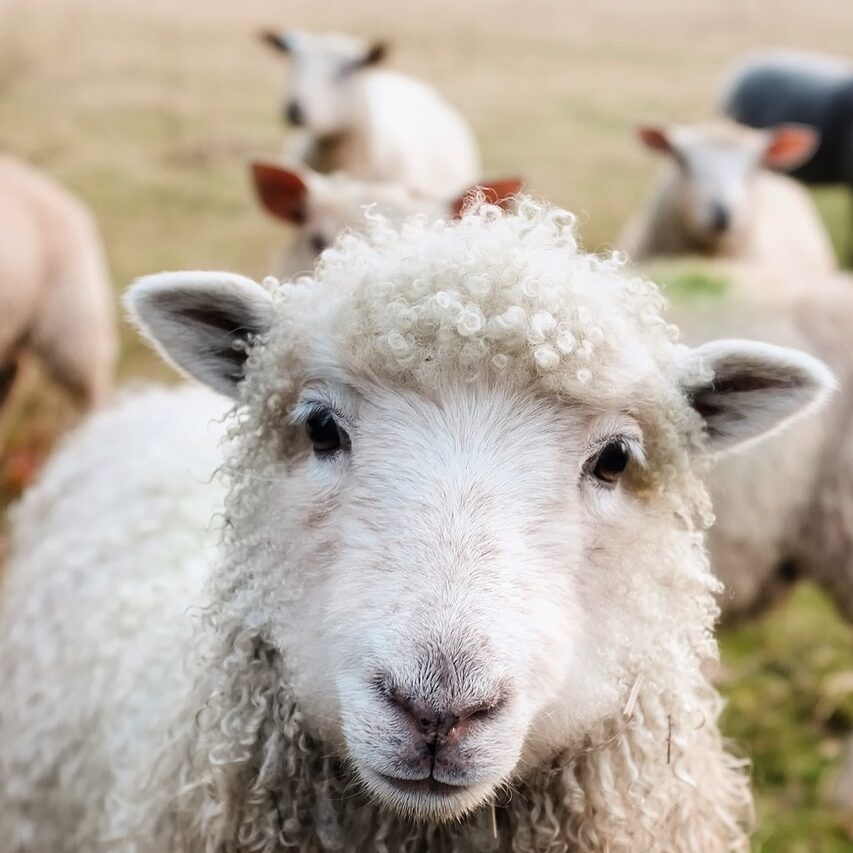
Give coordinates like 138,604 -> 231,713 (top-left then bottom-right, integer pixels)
709,204 -> 731,234
386,687 -> 504,743
285,100 -> 304,126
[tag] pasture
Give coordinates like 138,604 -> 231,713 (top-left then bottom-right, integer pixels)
0,0 -> 852,848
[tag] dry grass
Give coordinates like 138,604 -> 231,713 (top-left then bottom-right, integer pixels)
1,0 -> 852,848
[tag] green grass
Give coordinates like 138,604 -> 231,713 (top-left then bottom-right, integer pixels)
813,188 -> 852,267
645,261 -> 733,302
721,585 -> 853,851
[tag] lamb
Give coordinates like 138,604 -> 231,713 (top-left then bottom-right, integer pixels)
250,159 -> 523,274
259,29 -> 481,197
722,50 -> 853,188
0,155 -> 117,408
0,199 -> 836,852
619,120 -> 837,278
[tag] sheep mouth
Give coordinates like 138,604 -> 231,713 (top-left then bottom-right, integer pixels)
377,772 -> 469,797
360,767 -> 492,819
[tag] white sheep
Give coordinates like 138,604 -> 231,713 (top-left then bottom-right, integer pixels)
259,30 -> 481,197
619,120 -> 837,278
657,266 -> 853,624
0,200 -> 835,852
0,155 -> 117,408
250,159 -> 523,275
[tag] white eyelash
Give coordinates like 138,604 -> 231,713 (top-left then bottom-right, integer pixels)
290,399 -> 331,426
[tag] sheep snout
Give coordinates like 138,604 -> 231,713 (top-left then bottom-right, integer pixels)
285,99 -> 305,127
342,669 -> 522,818
709,202 -> 732,235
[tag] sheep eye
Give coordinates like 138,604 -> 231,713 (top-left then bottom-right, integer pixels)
306,407 -> 350,457
309,234 -> 327,255
591,440 -> 630,485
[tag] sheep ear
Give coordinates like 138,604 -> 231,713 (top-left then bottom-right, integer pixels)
763,124 -> 820,171
636,125 -> 673,154
450,178 -> 525,218
681,339 -> 835,454
251,162 -> 309,224
125,272 -> 274,398
362,41 -> 389,67
259,30 -> 290,54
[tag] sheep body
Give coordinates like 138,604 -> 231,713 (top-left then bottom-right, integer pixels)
3,201 -> 832,852
722,50 -> 853,186
295,69 -> 480,197
264,30 -> 481,197
658,264 -> 853,622
0,384 -> 227,851
0,155 -> 117,406
620,120 -> 836,279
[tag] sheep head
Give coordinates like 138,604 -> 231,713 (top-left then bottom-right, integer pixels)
250,159 -> 523,274
637,119 -> 820,251
260,29 -> 388,135
127,200 -> 833,823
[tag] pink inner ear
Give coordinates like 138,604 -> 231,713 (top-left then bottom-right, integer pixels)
450,178 -> 524,218
251,163 -> 308,225
763,126 -> 820,171
636,126 -> 672,154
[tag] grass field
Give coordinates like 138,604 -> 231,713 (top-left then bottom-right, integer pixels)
1,1 -> 852,848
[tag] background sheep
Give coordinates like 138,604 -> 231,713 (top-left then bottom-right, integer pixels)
619,120 -> 837,278
0,202 -> 835,852
652,268 -> 853,627
259,30 -> 481,197
0,155 -> 117,411
250,159 -> 523,274
722,51 -> 853,188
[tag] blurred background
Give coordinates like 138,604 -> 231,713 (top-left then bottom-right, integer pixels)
0,1 -> 852,849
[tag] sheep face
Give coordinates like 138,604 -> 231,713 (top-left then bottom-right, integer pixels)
261,30 -> 386,137
270,380 -> 653,820
638,120 -> 819,251
128,203 -> 834,824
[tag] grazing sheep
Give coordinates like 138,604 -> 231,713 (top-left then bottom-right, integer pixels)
259,30 -> 481,197
0,155 -> 117,408
722,50 -> 853,187
619,120 -> 837,277
0,200 -> 836,852
250,159 -> 523,274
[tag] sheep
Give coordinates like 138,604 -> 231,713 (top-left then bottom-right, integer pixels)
655,265 -> 853,625
250,159 -> 523,275
0,199 -> 836,852
619,120 -> 837,277
722,50 -> 853,187
0,155 -> 117,409
259,30 -> 481,197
